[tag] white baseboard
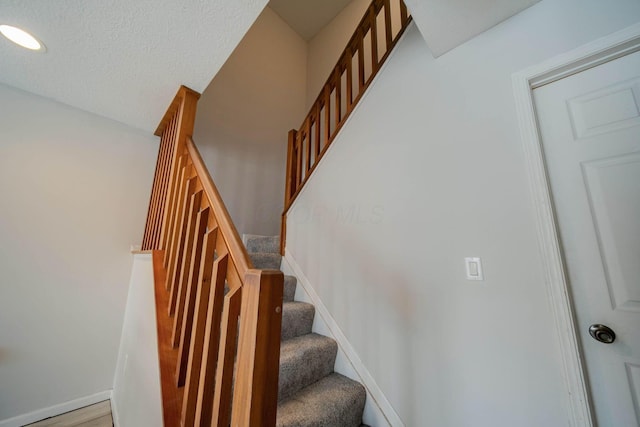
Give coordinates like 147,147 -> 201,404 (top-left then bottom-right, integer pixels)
281,252 -> 405,427
111,390 -> 121,427
0,390 -> 113,427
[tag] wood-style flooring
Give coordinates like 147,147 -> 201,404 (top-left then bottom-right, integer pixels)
25,400 -> 113,427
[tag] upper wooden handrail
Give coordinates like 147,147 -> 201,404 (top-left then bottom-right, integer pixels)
280,0 -> 412,254
186,136 -> 253,275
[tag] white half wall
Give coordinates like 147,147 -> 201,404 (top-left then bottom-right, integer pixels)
112,253 -> 162,427
284,0 -> 640,425
193,7 -> 307,237
0,84 -> 158,422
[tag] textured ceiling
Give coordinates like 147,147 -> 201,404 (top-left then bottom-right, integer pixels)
268,0 -> 353,40
0,0 -> 268,133
0,0 -> 542,133
403,0 -> 541,56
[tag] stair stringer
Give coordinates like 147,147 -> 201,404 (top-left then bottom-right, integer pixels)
280,252 -> 405,427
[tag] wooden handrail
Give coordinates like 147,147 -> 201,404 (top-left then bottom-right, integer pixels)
141,86 -> 283,427
280,0 -> 412,254
155,86 -> 201,137
186,137 -> 253,276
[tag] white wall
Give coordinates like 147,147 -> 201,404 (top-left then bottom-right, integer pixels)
305,0 -> 371,108
193,7 -> 307,237
112,254 -> 163,427
285,1 -> 640,425
0,84 -> 157,423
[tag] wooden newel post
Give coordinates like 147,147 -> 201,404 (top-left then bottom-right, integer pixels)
281,130 -> 297,255
284,129 -> 297,207
232,270 -> 284,427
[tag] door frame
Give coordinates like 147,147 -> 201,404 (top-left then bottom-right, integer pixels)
512,22 -> 640,427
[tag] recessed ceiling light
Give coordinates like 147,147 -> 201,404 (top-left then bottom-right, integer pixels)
0,25 -> 46,52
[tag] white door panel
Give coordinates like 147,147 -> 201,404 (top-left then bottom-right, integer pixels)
534,50 -> 640,426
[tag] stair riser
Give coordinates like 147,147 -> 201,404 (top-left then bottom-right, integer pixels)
245,235 -> 280,254
279,335 -> 337,401
281,303 -> 314,340
249,253 -> 282,270
283,275 -> 296,302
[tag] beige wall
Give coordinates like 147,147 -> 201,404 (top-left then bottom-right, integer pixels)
0,84 -> 157,423
193,0 -> 377,236
305,0 -> 371,109
193,7 -> 307,237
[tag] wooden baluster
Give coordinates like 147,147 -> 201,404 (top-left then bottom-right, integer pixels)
164,156 -> 188,269
211,287 -> 241,427
151,127 -> 171,248
281,121 -> 299,256
296,133 -> 303,188
164,163 -> 189,282
369,5 -> 379,74
174,206 -> 210,386
384,0 -> 393,49
314,105 -> 321,158
284,130 -> 297,207
324,86 -> 331,145
159,87 -> 200,250
231,270 -> 284,427
305,118 -> 312,176
147,126 -> 170,250
358,30 -> 365,91
166,175 -> 197,292
400,0 -> 408,24
169,188 -> 203,319
334,72 -> 341,128
152,114 -> 178,248
194,253 -> 229,427
142,173 -> 156,248
142,131 -> 167,249
346,49 -> 354,112
161,148 -> 184,263
181,227 -> 217,427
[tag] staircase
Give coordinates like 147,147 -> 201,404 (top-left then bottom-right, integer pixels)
245,235 -> 367,426
140,2 -> 412,424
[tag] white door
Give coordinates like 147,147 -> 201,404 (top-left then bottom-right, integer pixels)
534,50 -> 640,426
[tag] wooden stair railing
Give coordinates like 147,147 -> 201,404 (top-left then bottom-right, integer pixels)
280,0 -> 412,254
141,86 -> 284,427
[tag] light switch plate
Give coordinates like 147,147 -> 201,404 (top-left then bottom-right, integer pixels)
465,257 -> 484,281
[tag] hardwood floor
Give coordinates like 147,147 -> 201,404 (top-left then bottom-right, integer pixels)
25,400 -> 113,427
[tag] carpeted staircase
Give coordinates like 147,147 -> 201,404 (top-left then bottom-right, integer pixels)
244,235 -> 367,427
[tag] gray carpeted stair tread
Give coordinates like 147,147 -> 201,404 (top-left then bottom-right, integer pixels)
245,234 -> 280,254
276,373 -> 366,427
249,252 -> 282,270
242,231 -> 366,425
279,333 -> 337,401
281,301 -> 314,340
283,275 -> 296,302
